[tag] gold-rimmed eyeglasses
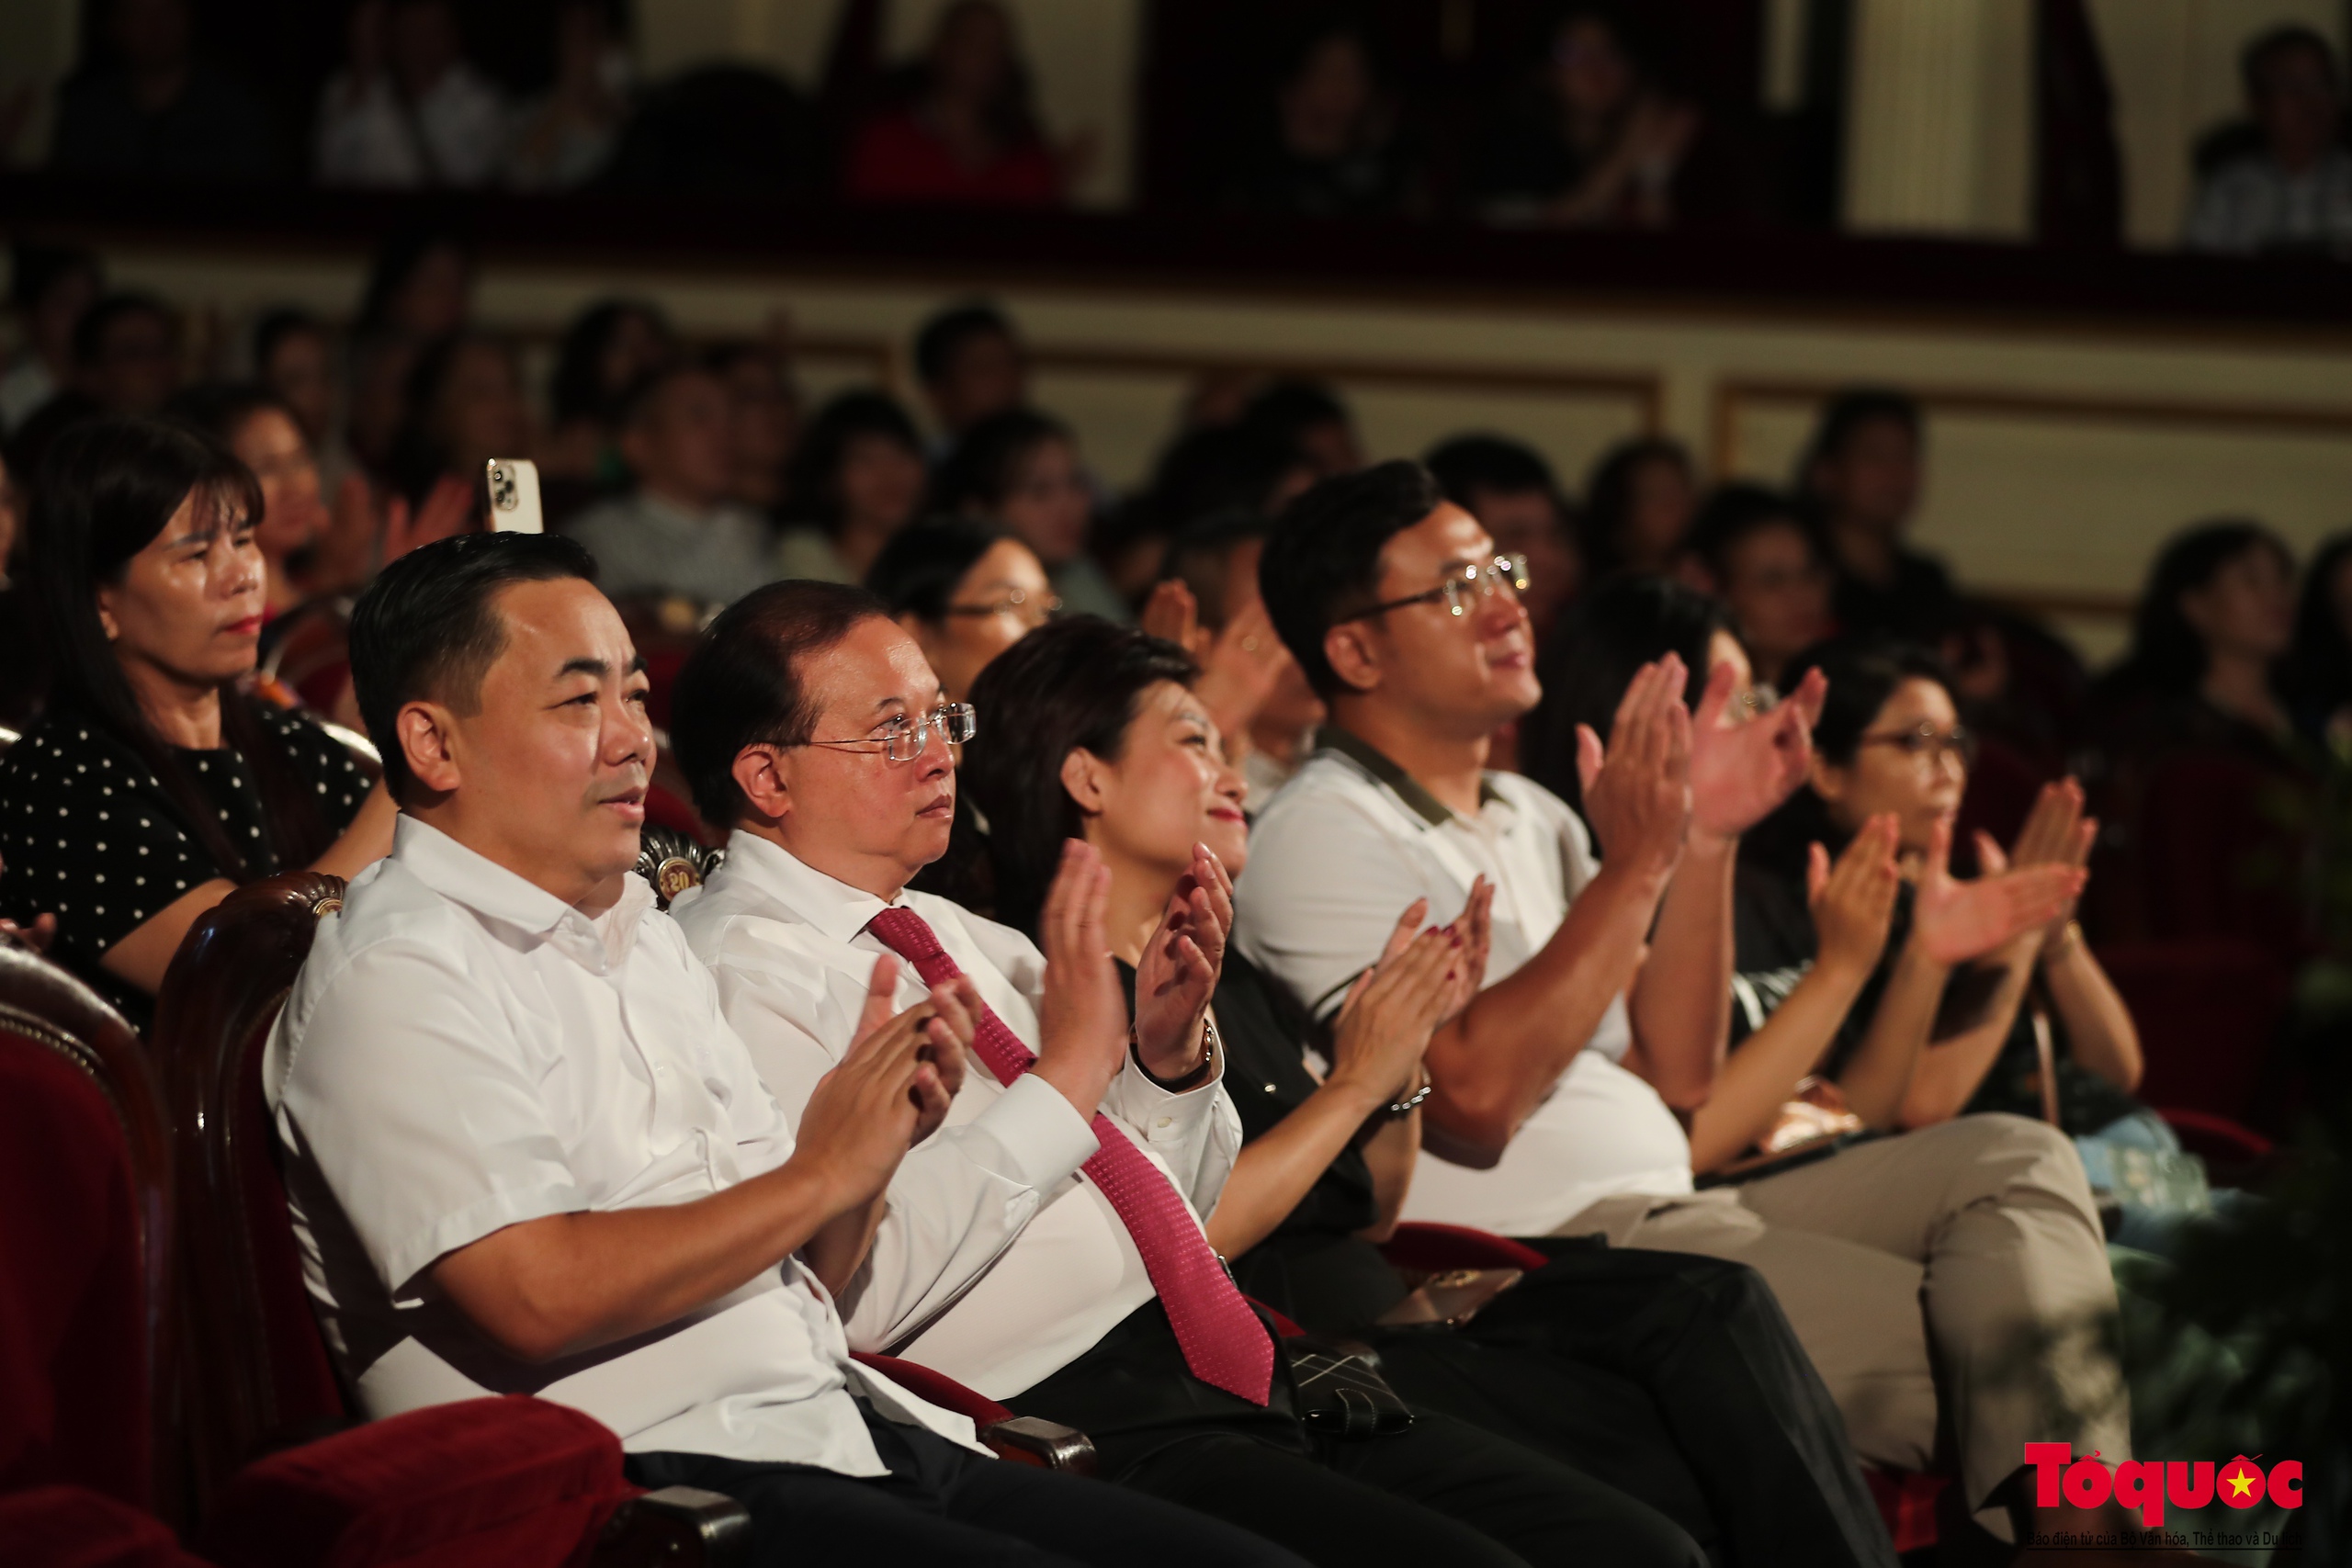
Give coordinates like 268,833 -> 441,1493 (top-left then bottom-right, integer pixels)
943,587 -> 1060,629
1338,555 -> 1530,623
806,702 -> 979,762
1857,722 -> 1976,769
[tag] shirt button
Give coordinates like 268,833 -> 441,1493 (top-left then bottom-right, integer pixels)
1154,1116 -> 1172,1129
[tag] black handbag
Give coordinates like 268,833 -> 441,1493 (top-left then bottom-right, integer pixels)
1283,1333 -> 1414,1438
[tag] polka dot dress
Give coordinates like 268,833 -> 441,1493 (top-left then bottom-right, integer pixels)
0,701 -> 370,1030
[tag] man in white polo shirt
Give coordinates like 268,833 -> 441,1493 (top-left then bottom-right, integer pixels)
270,532 -> 1300,1568
666,580 -> 1710,1568
1237,463 -> 2132,1542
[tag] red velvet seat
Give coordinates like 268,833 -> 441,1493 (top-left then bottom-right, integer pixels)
2094,936 -> 2292,1131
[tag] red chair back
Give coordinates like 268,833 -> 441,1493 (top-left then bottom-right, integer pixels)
2093,936 -> 2292,1128
151,874 -> 352,1510
0,942 -> 172,1513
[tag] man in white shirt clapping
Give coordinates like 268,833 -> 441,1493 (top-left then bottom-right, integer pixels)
667,580 -> 1708,1568
269,532 -> 1304,1568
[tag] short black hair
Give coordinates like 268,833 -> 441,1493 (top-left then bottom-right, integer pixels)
1681,482 -> 1822,580
669,581 -> 890,827
928,406 -> 1070,516
914,300 -> 1018,386
2244,24 -> 2336,100
71,291 -> 175,367
1797,388 -> 1922,488
164,380 -> 298,447
1240,379 -> 1352,450
1259,458 -> 1442,697
1425,434 -> 1558,505
251,307 -> 325,374
1143,421 -> 1304,532
782,389 -> 923,534
348,532 -> 600,804
866,515 -> 1014,620
1161,507 -> 1268,632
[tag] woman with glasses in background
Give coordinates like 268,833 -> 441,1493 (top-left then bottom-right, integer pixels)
865,516 -> 1059,702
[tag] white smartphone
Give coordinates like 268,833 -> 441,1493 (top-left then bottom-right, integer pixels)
485,457 -> 544,533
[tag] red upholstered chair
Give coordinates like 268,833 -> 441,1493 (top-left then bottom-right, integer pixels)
850,1355 -> 1096,1472
2094,936 -> 2292,1133
148,876 -> 749,1565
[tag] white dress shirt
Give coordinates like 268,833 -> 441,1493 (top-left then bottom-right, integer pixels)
673,830 -> 1244,1400
1234,728 -> 1693,1236
265,816 -> 984,1472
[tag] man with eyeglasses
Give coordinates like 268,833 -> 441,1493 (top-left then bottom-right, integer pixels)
667,580 -> 1714,1568
1238,463 -> 2131,1551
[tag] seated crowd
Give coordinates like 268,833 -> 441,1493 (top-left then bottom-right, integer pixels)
0,265 -> 2337,1565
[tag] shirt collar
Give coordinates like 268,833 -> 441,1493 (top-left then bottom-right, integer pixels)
1312,723 -> 1504,828
392,815 -> 655,973
718,829 -> 899,945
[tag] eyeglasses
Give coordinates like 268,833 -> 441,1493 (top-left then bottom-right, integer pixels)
806,702 -> 979,762
1857,723 -> 1976,768
943,587 -> 1060,629
1339,555 -> 1531,623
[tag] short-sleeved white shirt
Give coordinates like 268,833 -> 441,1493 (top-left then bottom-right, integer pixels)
265,816 -> 983,1470
1235,728 -> 1694,1235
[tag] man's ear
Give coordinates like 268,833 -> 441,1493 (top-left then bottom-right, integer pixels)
730,744 -> 791,825
1059,747 -> 1110,816
1323,620 -> 1382,694
395,700 -> 461,795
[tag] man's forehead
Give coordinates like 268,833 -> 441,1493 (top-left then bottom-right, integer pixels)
815,618 -> 941,714
1380,503 -> 1494,576
490,578 -> 636,676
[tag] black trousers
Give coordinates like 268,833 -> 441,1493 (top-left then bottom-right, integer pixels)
1007,1302 -> 1706,1568
626,1409 -> 1306,1568
1370,1240 -> 1897,1568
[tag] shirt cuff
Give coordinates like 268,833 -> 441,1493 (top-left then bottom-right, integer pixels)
1104,1043 -> 1227,1149
976,1071 -> 1100,1189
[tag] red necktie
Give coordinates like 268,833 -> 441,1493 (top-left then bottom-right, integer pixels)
867,905 -> 1274,1405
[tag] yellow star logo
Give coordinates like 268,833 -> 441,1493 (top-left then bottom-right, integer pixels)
2224,1468 -> 2256,1500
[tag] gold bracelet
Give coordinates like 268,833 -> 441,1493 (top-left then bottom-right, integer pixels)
2043,919 -> 2085,962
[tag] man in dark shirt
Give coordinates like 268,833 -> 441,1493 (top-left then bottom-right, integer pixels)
1797,389 -> 1958,638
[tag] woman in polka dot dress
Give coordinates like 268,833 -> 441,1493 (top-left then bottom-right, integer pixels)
0,417 -> 395,1029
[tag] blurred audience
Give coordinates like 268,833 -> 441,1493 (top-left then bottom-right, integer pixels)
0,443 -> 44,729
0,418 -> 393,1028
249,309 -> 339,466
1425,434 -> 1581,638
346,231 -> 476,471
567,363 -> 776,607
2287,530 -> 2352,747
705,336 -> 801,516
1470,6 -> 1714,228
914,299 -> 1030,445
1241,378 -> 1363,479
1227,18 -> 1417,218
2082,521 -> 2314,951
775,389 -> 927,583
866,514 -> 1056,701
382,330 -> 526,509
167,382 -> 333,620
504,0 -> 634,191
1797,389 -> 1956,638
2185,27 -> 2352,257
51,0 -> 274,184
1579,434 -> 1694,578
1,243 -> 102,434
843,0 -> 1070,208
316,0 -> 509,188
541,297 -> 678,494
74,290 -> 184,416
1675,482 -> 1830,690
1146,507 -> 1325,802
931,406 -> 1126,621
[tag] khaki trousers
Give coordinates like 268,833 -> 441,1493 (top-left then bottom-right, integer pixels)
1558,1114 -> 2130,1516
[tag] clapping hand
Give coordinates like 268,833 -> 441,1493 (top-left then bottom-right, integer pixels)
1035,840 -> 1132,1115
1975,778 -> 2098,953
1690,662 -> 1826,840
1134,842 -> 1232,1080
1577,656 -> 1694,882
1911,817 -> 2086,967
1806,815 -> 1902,978
795,955 -> 975,1208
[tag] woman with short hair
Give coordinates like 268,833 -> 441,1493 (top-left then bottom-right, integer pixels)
0,418 -> 394,1026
